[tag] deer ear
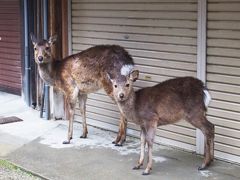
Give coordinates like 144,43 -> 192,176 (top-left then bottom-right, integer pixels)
129,70 -> 139,82
30,32 -> 37,46
106,73 -> 114,83
48,34 -> 57,45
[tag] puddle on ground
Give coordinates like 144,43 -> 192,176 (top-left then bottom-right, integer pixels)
39,123 -> 167,163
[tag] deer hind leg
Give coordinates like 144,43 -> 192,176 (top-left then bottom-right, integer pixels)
63,88 -> 79,144
78,93 -> 88,138
133,129 -> 146,170
188,115 -> 215,170
113,114 -> 127,146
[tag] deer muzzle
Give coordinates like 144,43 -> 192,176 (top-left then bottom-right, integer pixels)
38,56 -> 44,62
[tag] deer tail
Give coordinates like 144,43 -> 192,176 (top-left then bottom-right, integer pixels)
203,87 -> 212,108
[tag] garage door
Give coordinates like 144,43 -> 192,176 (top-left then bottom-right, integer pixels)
207,0 -> 240,163
71,0 -> 198,151
0,0 -> 22,95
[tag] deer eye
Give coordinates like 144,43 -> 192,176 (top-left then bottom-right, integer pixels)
126,84 -> 129,87
34,47 -> 37,51
45,47 -> 50,51
114,85 -> 117,88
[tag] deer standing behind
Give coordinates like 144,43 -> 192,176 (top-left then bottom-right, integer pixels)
109,70 -> 215,175
31,33 -> 134,145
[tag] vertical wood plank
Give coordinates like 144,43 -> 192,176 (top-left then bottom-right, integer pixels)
62,0 -> 69,58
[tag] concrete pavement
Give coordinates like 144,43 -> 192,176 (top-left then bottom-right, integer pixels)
0,92 -> 240,180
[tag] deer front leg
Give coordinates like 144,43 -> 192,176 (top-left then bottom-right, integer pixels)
62,102 -> 74,144
142,124 -> 157,175
63,88 -> 79,144
133,129 -> 146,170
78,93 -> 88,138
142,142 -> 153,175
103,81 -> 127,146
113,114 -> 127,146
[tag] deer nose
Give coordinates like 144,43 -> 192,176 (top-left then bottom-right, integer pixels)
38,56 -> 43,62
119,93 -> 124,99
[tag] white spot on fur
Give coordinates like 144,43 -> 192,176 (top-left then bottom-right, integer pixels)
121,64 -> 134,76
203,89 -> 211,107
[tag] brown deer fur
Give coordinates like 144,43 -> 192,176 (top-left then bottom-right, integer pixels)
110,71 -> 215,175
31,33 -> 134,145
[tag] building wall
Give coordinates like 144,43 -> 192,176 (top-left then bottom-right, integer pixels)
71,0 -> 199,151
69,0 -> 240,163
0,0 -> 22,95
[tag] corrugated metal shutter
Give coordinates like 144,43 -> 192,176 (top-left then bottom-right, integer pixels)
207,0 -> 240,163
71,0 -> 198,151
0,0 -> 22,95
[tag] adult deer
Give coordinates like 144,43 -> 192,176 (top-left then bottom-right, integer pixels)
109,70 -> 215,175
31,33 -> 134,145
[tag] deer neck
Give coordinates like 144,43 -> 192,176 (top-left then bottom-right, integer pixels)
116,90 -> 140,125
38,62 -> 56,86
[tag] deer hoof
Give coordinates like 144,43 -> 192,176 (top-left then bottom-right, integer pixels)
119,139 -> 126,145
115,143 -> 123,147
113,137 -> 121,144
55,117 -> 63,120
115,139 -> 125,146
198,164 -> 208,171
142,168 -> 151,175
142,171 -> 150,175
198,160 -> 212,171
80,135 -> 87,138
133,166 -> 140,170
62,140 -> 70,144
198,166 -> 206,171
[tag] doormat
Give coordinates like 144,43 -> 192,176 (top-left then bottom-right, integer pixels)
0,116 -> 23,124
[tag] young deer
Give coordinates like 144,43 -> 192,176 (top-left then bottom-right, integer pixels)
109,70 -> 215,175
31,33 -> 134,145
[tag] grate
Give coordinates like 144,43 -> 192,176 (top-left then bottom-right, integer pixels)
0,116 -> 23,124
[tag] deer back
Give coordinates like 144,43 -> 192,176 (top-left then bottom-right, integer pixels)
135,77 -> 206,125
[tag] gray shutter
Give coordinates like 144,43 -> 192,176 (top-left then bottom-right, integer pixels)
207,0 -> 240,163
72,0 -> 198,151
0,0 -> 22,95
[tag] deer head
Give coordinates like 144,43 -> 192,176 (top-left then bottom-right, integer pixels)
109,70 -> 139,102
30,33 -> 57,64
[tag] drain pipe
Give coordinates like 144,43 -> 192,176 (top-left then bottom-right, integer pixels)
23,0 -> 30,106
43,0 -> 50,120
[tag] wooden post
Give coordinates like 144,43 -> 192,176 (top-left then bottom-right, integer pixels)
48,0 -> 67,120
36,0 -> 44,110
62,0 -> 69,58
48,0 -> 68,60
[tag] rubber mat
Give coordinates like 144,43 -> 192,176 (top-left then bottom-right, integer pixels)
0,116 -> 23,124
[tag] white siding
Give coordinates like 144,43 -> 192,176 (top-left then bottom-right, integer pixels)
71,0 -> 198,151
207,0 -> 240,163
